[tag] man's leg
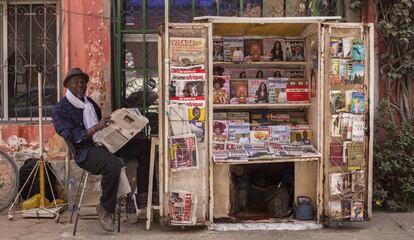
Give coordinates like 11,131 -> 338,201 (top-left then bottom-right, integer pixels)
78,146 -> 123,213
115,138 -> 151,194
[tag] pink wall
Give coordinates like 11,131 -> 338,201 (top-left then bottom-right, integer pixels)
0,0 -> 112,162
61,0 -> 112,114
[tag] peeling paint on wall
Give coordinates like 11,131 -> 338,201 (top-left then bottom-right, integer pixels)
0,125 -> 66,162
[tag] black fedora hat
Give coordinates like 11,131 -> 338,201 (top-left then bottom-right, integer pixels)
63,68 -> 89,87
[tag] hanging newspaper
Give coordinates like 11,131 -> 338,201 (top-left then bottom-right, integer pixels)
170,98 -> 205,142
168,134 -> 198,171
170,65 -> 206,82
169,190 -> 197,225
170,37 -> 205,67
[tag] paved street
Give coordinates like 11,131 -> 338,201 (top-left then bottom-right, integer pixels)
0,211 -> 413,240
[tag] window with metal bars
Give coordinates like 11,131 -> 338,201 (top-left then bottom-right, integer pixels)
114,0 -> 342,136
0,1 -> 60,121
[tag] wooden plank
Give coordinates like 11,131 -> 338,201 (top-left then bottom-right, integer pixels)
213,103 -> 311,110
367,23 -> 375,220
213,164 -> 230,218
214,157 -> 319,165
295,161 -> 318,209
214,61 -> 307,66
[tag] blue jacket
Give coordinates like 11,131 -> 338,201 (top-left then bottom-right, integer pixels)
52,97 -> 102,163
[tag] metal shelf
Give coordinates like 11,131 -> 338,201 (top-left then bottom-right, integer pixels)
214,156 -> 319,165
213,103 -> 311,110
213,61 -> 308,66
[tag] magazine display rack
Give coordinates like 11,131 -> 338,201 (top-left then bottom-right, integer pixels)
159,17 -> 374,227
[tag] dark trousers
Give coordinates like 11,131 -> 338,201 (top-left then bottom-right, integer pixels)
77,146 -> 123,213
77,138 -> 151,213
115,138 -> 151,194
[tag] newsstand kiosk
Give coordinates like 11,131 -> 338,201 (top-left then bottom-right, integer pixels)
157,16 -> 375,229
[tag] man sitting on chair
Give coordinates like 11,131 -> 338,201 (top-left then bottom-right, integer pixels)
52,68 -> 150,232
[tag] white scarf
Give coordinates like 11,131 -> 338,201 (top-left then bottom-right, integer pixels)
66,90 -> 99,141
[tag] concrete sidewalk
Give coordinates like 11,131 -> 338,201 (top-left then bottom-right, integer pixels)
0,211 -> 413,240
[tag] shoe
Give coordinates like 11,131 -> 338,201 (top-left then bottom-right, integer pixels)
96,203 -> 115,232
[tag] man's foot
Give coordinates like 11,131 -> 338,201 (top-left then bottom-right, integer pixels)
96,203 -> 115,232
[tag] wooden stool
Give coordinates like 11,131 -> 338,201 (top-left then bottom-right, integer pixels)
146,136 -> 160,230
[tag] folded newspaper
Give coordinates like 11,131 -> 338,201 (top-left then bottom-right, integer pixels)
95,108 -> 149,153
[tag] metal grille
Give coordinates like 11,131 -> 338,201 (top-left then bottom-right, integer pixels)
0,1 -> 59,121
114,0 -> 343,135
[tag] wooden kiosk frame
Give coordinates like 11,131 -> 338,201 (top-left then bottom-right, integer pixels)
158,16 -> 375,227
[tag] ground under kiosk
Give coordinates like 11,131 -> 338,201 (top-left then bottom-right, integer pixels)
157,16 -> 375,229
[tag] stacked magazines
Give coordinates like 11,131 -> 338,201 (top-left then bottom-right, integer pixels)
212,141 -> 321,162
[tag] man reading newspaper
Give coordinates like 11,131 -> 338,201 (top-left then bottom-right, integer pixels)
52,68 -> 151,232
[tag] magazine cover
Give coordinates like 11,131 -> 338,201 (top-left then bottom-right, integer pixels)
213,39 -> 224,62
213,120 -> 228,143
342,37 -> 353,58
330,59 -> 341,85
285,69 -> 305,79
170,65 -> 206,82
330,90 -> 346,113
352,39 -> 365,61
227,111 -> 250,122
223,37 -> 244,62
246,68 -> 264,78
228,122 -> 251,143
213,75 -> 230,104
170,37 -> 205,67
330,37 -> 343,58
225,141 -> 244,150
349,64 -> 365,84
224,68 -> 243,79
212,150 -> 228,161
283,145 -> 304,156
331,114 -> 341,137
171,80 -> 205,98
170,98 -> 205,142
301,145 -> 320,157
352,119 -> 364,142
329,201 -> 343,220
263,38 -> 285,61
268,77 -> 288,103
265,141 -> 288,156
286,80 -> 309,103
346,142 -> 365,167
342,198 -> 352,219
250,111 -> 270,125
265,69 -> 286,78
213,111 -> 227,120
250,126 -> 270,143
290,125 -> 311,145
351,91 -> 365,113
339,60 -> 352,83
168,134 -> 198,171
269,125 -> 291,144
169,191 -> 197,225
269,113 -> 290,124
345,90 -> 354,112
248,79 -> 269,103
167,104 -> 191,136
350,200 -> 364,221
230,79 -> 249,104
285,40 -> 305,61
244,39 -> 264,62
351,170 -> 365,192
330,143 -> 344,166
213,141 -> 225,152
244,143 -> 269,157
340,113 -> 353,139
330,173 -> 347,195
